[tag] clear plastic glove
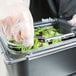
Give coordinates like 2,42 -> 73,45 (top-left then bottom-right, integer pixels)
0,0 -> 34,47
68,14 -> 76,26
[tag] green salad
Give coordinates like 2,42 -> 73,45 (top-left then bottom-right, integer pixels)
9,26 -> 61,53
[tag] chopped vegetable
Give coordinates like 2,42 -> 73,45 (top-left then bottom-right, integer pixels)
9,25 -> 62,53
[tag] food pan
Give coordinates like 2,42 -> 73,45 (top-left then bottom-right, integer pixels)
0,19 -> 76,76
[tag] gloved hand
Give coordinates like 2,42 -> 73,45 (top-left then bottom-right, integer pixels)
0,0 -> 34,47
68,14 -> 76,26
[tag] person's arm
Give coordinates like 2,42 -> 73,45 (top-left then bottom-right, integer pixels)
23,0 -> 30,7
0,0 -> 34,47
